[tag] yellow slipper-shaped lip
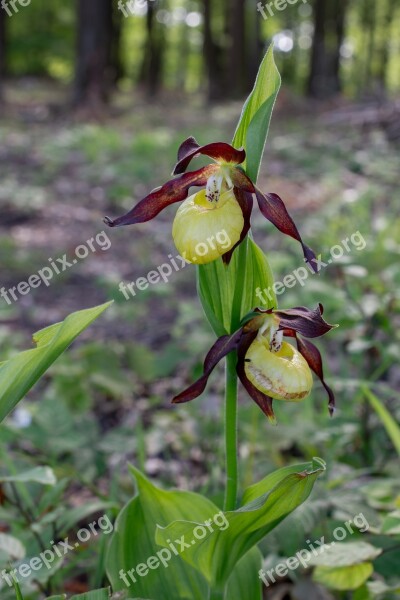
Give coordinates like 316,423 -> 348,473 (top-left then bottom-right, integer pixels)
172,188 -> 244,264
245,338 -> 313,401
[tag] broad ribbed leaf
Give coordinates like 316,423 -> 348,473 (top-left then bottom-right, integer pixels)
156,460 -> 325,589
232,43 -> 281,182
225,547 -> 263,600
241,462 -> 320,505
106,466 -> 214,600
0,302 -> 112,424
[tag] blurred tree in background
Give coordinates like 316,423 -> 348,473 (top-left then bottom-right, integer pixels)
0,0 -> 399,105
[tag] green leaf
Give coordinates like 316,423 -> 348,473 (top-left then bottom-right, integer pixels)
381,510 -> 400,535
308,541 -> 382,568
309,540 -> 382,591
106,466 -> 213,600
0,302 -> 112,424
70,589 -> 110,600
313,563 -> 374,591
0,466 -> 56,486
232,43 -> 281,183
106,467 -> 277,599
363,386 -> 400,456
11,579 -> 24,600
56,501 -> 118,534
225,547 -> 262,600
197,238 -> 276,335
241,460 -> 323,505
156,460 -> 325,589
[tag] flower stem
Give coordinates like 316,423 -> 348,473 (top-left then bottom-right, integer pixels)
230,235 -> 248,332
224,350 -> 239,511
223,237 -> 249,512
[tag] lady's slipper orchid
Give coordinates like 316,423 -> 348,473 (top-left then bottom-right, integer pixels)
172,304 -> 336,423
104,137 -> 318,268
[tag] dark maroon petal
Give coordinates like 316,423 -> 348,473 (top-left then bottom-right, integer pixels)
255,189 -> 317,271
296,336 -> 335,416
275,304 -> 337,338
172,329 -> 243,404
222,189 -> 253,265
236,332 -> 276,423
104,165 -> 217,227
230,167 -> 255,193
177,136 -> 201,162
173,140 -> 246,175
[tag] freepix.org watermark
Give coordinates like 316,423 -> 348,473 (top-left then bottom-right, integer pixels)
0,514 -> 113,587
259,512 -> 370,587
257,0 -> 308,21
1,0 -> 31,17
119,511 -> 229,588
255,230 -> 367,305
118,229 -> 232,300
0,231 -> 111,306
118,0 -> 156,18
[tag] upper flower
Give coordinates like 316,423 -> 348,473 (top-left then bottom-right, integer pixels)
172,304 -> 336,423
104,137 -> 318,268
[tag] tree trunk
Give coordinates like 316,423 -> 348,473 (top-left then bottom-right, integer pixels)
138,2 -> 164,97
377,0 -> 397,91
0,5 -> 6,102
246,0 -> 263,90
227,0 -> 247,98
307,0 -> 348,98
74,0 -> 114,108
363,0 -> 377,91
203,0 -> 224,100
110,1 -> 124,83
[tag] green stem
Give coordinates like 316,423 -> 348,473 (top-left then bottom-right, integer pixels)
230,236 -> 248,332
224,350 -> 239,511
223,237 -> 249,512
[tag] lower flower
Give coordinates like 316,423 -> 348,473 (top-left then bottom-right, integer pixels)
172,188 -> 244,264
172,304 -> 337,423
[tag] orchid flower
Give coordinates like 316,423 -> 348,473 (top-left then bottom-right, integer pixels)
104,137 -> 317,268
172,304 -> 336,423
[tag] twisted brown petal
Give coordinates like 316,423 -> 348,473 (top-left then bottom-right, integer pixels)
230,167 -> 255,194
274,304 -> 337,338
296,336 -> 335,416
172,329 -> 243,404
173,138 -> 246,175
222,189 -> 253,265
255,189 -> 317,271
236,331 -> 276,423
104,165 -> 218,227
